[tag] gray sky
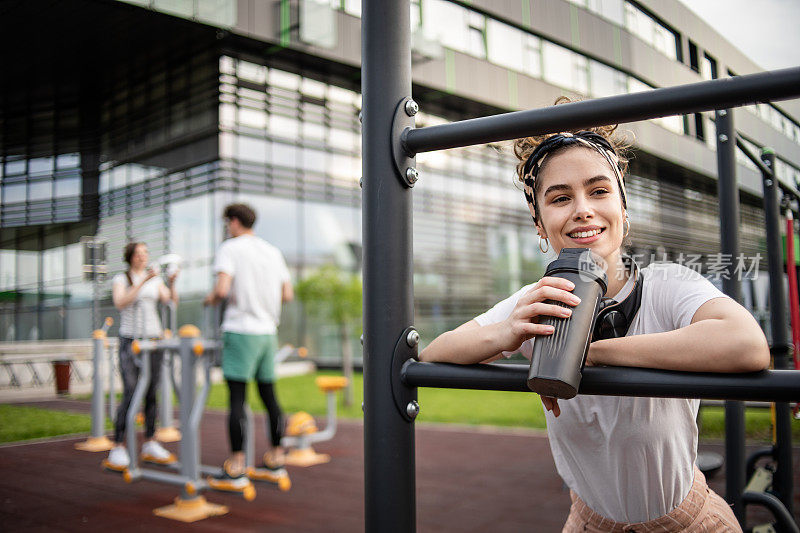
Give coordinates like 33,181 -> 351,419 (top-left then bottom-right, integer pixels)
677,0 -> 800,71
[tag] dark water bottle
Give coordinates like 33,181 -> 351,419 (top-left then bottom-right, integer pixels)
527,248 -> 608,399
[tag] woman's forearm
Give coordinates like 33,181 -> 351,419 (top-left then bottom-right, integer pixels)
589,318 -> 769,372
168,283 -> 179,304
419,321 -> 507,364
113,284 -> 142,310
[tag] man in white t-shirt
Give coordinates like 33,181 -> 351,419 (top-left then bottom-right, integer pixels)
204,203 -> 293,491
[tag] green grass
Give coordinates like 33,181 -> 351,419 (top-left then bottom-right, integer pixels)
2,371 -> 798,444
700,406 -> 800,441
0,404 -> 103,443
205,370 -> 547,429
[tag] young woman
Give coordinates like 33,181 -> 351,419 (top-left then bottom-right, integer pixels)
420,116 -> 769,531
106,242 -> 179,469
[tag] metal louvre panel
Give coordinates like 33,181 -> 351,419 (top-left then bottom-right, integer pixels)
625,173 -> 766,261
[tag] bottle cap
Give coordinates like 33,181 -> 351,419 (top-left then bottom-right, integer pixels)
544,248 -> 608,294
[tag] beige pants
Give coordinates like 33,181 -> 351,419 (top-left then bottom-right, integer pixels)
563,466 -> 742,532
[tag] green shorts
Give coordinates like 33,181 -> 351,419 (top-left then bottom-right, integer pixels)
221,332 -> 278,383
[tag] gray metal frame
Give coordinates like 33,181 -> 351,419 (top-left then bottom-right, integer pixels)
758,147 -> 795,518
158,302 -> 179,436
89,319 -> 113,439
123,334 -> 220,499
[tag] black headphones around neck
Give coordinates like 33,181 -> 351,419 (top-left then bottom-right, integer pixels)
591,255 -> 643,342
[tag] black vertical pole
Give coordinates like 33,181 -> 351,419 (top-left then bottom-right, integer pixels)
760,149 -> 794,516
362,1 -> 416,532
715,109 -> 746,524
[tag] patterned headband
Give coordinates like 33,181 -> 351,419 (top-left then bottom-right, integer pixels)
521,131 -> 627,224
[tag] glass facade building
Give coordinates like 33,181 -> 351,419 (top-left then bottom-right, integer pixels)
2,0 -> 799,356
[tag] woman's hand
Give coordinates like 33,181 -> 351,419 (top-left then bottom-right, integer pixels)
419,276 -> 581,366
540,396 -> 561,417
168,269 -> 180,286
500,276 -> 579,419
143,266 -> 158,283
496,276 -> 582,354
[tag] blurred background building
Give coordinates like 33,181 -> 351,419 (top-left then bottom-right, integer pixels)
1,0 -> 799,361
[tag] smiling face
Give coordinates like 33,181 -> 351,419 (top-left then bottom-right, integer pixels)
129,243 -> 149,270
531,146 -> 626,270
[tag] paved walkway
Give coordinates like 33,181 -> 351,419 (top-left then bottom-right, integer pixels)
1,399 -> 797,531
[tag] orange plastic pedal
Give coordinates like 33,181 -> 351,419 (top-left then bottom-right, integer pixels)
246,467 -> 291,491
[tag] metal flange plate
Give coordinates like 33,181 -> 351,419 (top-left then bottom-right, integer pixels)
391,97 -> 418,187
391,326 -> 419,422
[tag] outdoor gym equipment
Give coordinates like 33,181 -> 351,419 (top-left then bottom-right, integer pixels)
111,325 -> 253,522
154,300 -> 181,443
281,375 -> 349,467
732,142 -> 800,532
361,3 -> 800,531
75,317 -> 115,452
153,254 -> 183,443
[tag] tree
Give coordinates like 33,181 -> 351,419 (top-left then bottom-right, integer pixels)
295,265 -> 362,406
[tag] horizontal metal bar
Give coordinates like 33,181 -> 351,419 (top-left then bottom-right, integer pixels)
742,491 -> 800,533
403,67 -> 800,154
735,136 -> 773,177
401,361 -> 800,402
139,469 -> 191,487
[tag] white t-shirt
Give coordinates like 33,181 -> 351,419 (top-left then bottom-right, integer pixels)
214,234 -> 290,335
474,262 -> 728,523
112,272 -> 165,338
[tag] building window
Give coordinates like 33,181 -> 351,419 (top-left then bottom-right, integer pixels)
701,53 -> 717,80
486,20 -> 541,78
486,20 -> 523,71
623,2 -> 678,61
589,62 -> 626,97
688,40 -> 699,72
542,42 -> 573,90
523,34 -> 542,78
566,0 -> 625,26
467,11 -> 486,59
694,113 -> 705,141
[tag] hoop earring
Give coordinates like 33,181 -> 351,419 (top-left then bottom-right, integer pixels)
623,216 -> 630,238
538,236 -> 550,254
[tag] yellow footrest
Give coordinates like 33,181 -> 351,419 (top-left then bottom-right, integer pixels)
315,376 -> 349,392
75,436 -> 114,452
285,447 -> 331,467
153,496 -> 229,522
247,467 -> 291,491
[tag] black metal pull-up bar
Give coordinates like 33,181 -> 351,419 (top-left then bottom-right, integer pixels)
402,67 -> 800,155
362,1 -> 800,531
402,361 -> 800,402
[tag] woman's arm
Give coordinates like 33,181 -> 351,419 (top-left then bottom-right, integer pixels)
588,297 -> 770,372
159,272 -> 179,305
419,319 -> 508,364
112,269 -> 157,310
419,276 -> 580,364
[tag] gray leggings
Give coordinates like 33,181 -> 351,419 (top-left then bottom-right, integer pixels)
114,337 -> 163,443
